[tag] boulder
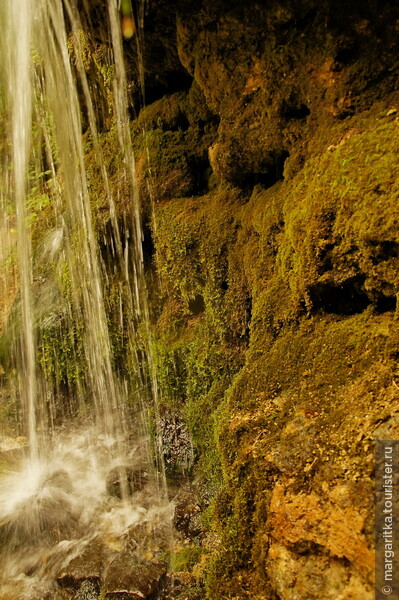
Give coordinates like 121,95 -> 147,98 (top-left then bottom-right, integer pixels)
103,554 -> 166,599
106,467 -> 149,499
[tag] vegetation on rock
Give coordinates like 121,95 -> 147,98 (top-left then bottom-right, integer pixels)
1,0 -> 399,598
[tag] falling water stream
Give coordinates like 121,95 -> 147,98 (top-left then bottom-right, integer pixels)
0,1 -> 172,597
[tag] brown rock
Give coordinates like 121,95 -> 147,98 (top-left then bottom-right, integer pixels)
57,539 -> 104,589
268,482 -> 374,574
103,554 -> 166,599
267,542 -> 373,600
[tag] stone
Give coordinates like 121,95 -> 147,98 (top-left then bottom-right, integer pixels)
268,482 -> 374,574
75,579 -> 100,600
173,486 -> 202,540
106,467 -> 149,499
56,539 -> 104,589
266,542 -> 374,600
103,554 -> 166,599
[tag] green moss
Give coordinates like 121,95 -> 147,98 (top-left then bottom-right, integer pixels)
84,127 -> 130,230
280,109 -> 399,308
38,314 -> 86,390
171,545 -> 203,573
151,185 -> 253,483
149,99 -> 399,598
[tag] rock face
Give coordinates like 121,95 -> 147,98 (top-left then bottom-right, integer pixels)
0,215 -> 18,334
57,537 -> 167,600
103,554 -> 166,599
106,467 -> 150,498
116,1 -> 399,598
2,0 -> 397,599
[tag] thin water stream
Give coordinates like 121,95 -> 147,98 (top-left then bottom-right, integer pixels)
0,1 -> 172,597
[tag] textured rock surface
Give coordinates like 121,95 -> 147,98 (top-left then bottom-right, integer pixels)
103,554 -> 166,599
121,1 -> 399,599
57,537 -> 167,600
1,0 -> 399,599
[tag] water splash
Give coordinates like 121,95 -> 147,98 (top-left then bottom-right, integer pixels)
0,426 -> 173,598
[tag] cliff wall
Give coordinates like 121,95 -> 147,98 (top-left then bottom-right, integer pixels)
2,1 -> 398,598
127,1 -> 399,598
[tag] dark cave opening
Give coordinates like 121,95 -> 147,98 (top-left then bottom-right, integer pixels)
240,151 -> 290,190
143,70 -> 194,107
281,103 -> 310,121
220,280 -> 229,291
189,156 -> 214,194
142,221 -> 156,268
188,294 -> 205,315
375,294 -> 397,314
309,276 -> 371,315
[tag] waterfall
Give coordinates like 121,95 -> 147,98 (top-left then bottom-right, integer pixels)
4,0 -> 37,459
0,1 -> 172,597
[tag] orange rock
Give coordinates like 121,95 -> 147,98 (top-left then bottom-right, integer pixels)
269,482 -> 374,574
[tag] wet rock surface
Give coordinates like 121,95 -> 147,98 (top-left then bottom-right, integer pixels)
160,412 -> 195,476
119,1 -> 399,599
75,580 -> 100,600
172,484 -> 202,542
58,546 -> 167,600
106,467 -> 150,498
2,0 -> 399,599
54,501 -> 173,600
57,540 -> 104,587
104,555 -> 166,599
